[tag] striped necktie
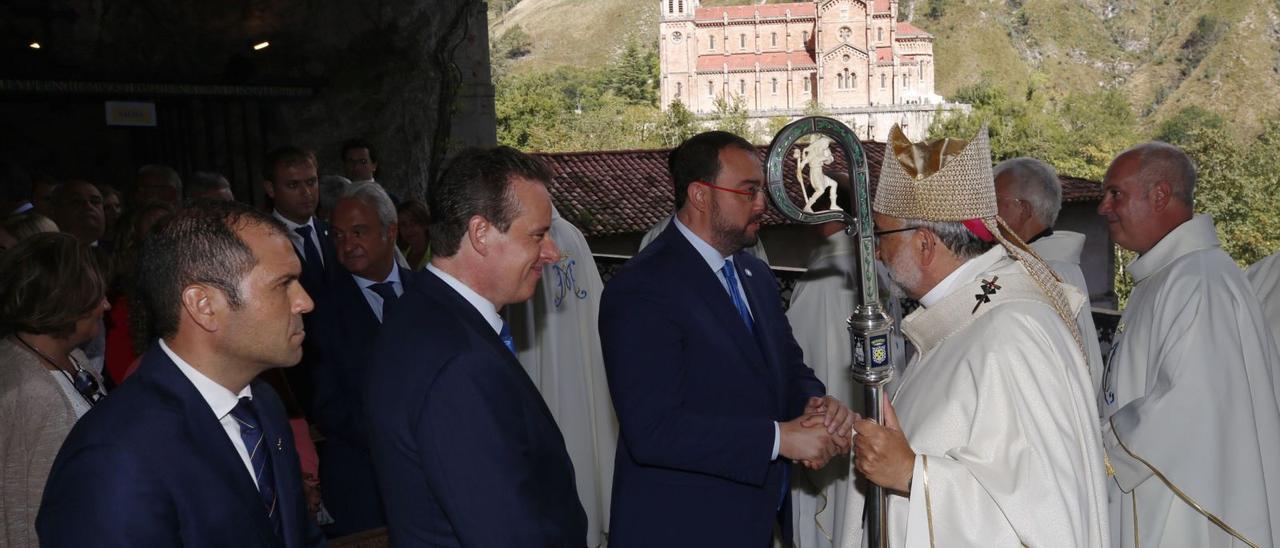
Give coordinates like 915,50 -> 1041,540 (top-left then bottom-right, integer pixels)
230,397 -> 283,537
720,259 -> 754,333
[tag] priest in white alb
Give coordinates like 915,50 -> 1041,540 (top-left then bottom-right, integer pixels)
786,173 -> 907,548
506,205 -> 618,548
1096,142 -> 1280,548
994,157 -> 1106,392
1246,251 -> 1280,346
841,126 -> 1109,547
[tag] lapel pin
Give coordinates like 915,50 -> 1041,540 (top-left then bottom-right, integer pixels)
744,268 -> 753,277
276,438 -> 283,451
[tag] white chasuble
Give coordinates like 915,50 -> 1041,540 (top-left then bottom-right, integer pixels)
840,246 -> 1108,548
1100,214 -> 1280,548
787,231 -> 907,548
1246,251 -> 1280,349
506,207 -> 619,548
1030,230 -> 1106,396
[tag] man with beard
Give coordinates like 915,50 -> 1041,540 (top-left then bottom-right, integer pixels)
843,126 -> 1107,547
1097,142 -> 1280,548
600,131 -> 853,547
50,180 -> 106,246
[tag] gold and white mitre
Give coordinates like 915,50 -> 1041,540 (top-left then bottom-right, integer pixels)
873,125 -> 1084,350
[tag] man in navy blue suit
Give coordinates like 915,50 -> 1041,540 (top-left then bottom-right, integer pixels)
307,182 -> 411,536
366,146 -> 587,546
600,131 -> 855,547
37,199 -> 325,547
263,145 -> 337,414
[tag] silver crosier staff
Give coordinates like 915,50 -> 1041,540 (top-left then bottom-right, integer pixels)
764,117 -> 895,548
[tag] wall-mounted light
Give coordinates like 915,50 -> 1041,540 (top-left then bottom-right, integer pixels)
28,42 -> 40,49
253,41 -> 270,51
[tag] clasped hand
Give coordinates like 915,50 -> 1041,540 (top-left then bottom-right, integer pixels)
851,393 -> 915,493
779,395 -> 855,470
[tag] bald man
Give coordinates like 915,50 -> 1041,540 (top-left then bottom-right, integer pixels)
994,157 -> 1104,392
1097,142 -> 1280,548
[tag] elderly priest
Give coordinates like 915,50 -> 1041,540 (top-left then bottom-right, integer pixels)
842,126 -> 1108,547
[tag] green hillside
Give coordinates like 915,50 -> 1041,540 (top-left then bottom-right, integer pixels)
490,0 -> 1280,140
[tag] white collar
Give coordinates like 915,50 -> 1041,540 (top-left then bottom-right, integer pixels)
673,215 -> 730,273
353,263 -> 402,289
272,210 -> 317,233
1128,214 -> 1220,282
159,339 -> 252,420
919,246 -> 1008,308
426,264 -> 503,335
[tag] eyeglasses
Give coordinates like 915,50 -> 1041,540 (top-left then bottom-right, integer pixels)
872,226 -> 919,244
695,181 -> 764,201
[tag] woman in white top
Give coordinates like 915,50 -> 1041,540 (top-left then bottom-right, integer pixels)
0,232 -> 109,547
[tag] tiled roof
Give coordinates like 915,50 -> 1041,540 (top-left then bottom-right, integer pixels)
533,145 -> 1102,239
696,3 -> 816,21
875,47 -> 892,62
696,51 -> 817,72
896,21 -> 930,37
873,0 -> 892,12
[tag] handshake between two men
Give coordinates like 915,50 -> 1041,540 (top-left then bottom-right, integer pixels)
780,394 -> 917,495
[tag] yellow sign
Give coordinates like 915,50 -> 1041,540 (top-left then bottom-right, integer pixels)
104,101 -> 157,127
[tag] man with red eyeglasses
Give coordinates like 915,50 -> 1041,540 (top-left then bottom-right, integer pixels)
600,131 -> 853,547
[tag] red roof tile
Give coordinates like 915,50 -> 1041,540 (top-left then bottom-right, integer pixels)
896,21 -> 929,37
533,145 -> 1102,238
696,3 -> 816,21
876,47 -> 892,62
873,0 -> 892,12
696,51 -> 817,72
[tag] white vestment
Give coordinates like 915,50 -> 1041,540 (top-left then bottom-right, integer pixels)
1100,214 -> 1280,548
506,207 -> 619,548
639,214 -> 770,263
840,246 -> 1109,548
1030,230 -> 1106,395
1246,251 -> 1280,347
787,231 -> 907,548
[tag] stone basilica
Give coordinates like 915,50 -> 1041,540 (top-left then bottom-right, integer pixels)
658,0 -> 964,140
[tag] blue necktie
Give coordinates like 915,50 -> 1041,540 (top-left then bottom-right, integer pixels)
499,321 -> 517,356
230,397 -> 282,538
720,260 -> 754,333
369,281 -> 398,320
293,224 -> 324,272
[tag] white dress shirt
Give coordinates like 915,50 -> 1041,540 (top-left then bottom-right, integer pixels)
159,340 -> 259,488
671,217 -> 780,460
272,210 -> 324,268
352,266 -> 403,323
426,264 -> 503,335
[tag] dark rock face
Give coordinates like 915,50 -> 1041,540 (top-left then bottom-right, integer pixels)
1,0 -> 495,201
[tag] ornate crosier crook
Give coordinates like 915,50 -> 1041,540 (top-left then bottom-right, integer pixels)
766,117 -> 895,548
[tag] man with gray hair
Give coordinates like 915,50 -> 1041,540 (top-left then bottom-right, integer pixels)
994,157 -> 1104,392
185,171 -> 235,203
305,181 -> 416,536
846,126 -> 1107,547
1097,142 -> 1280,548
134,164 -> 183,207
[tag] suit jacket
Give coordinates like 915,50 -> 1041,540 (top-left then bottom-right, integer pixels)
599,223 -> 826,547
366,270 -> 587,547
288,218 -> 338,415
307,266 -> 419,535
36,347 -> 324,548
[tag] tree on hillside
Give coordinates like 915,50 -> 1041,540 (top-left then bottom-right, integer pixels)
659,100 -> 700,147
604,41 -> 659,106
1155,105 -> 1227,147
712,95 -> 752,140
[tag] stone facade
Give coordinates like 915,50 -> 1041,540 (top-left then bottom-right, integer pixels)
659,0 -> 965,141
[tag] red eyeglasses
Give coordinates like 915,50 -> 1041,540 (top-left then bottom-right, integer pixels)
695,181 -> 764,200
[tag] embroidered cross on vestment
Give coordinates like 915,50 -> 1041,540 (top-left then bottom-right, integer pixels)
972,276 -> 1001,314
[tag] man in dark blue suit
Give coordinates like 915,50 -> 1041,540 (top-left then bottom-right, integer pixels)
263,145 -> 337,413
366,146 -> 587,546
600,131 -> 855,547
37,199 -> 325,547
307,182 -> 411,536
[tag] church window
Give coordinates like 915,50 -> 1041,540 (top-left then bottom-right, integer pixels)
740,34 -> 746,49
836,72 -> 844,90
676,82 -> 682,97
919,63 -> 924,79
904,72 -> 910,87
839,27 -> 852,43
739,79 -> 746,95
772,32 -> 777,47
802,30 -> 810,44
803,77 -> 810,92
851,71 -> 857,89
678,0 -> 684,12
878,27 -> 883,42
708,81 -> 714,97
668,0 -> 674,13
771,78 -> 778,94
672,31 -> 682,43
842,54 -> 851,63
881,73 -> 886,89
710,35 -> 715,49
